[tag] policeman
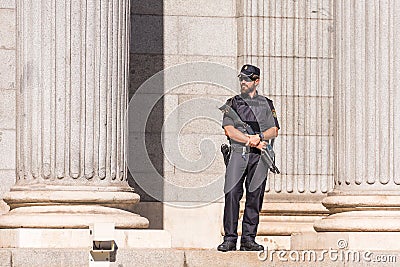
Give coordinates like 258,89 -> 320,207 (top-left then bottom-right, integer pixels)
217,64 -> 280,252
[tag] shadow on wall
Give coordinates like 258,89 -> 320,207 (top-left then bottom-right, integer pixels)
127,0 -> 164,229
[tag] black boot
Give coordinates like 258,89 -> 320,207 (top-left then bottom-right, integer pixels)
239,240 -> 264,251
217,240 -> 236,252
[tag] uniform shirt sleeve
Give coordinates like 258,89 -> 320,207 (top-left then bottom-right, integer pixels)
222,114 -> 234,128
221,97 -> 235,128
265,99 -> 280,130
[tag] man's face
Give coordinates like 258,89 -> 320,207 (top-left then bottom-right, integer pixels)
239,75 -> 259,95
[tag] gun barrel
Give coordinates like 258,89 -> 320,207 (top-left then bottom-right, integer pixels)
261,149 -> 280,174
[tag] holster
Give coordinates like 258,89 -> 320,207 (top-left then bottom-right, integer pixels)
220,143 -> 231,167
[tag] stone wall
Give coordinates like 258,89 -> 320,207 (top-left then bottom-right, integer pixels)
161,0 -> 237,249
237,0 -> 335,198
129,0 -> 335,249
0,0 -> 336,249
0,1 -> 16,214
129,0 -> 238,248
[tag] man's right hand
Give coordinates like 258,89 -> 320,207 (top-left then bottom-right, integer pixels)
247,134 -> 261,147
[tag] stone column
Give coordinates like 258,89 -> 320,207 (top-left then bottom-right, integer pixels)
237,0 -> 334,244
0,0 -> 148,229
314,0 -> 400,232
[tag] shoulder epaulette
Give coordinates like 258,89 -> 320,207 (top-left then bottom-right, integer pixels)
225,96 -> 234,107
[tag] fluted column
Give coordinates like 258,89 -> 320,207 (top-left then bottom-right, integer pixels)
0,0 -> 148,228
315,0 -> 400,231
237,0 -> 334,237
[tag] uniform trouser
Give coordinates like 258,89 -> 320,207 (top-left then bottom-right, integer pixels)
223,150 -> 268,242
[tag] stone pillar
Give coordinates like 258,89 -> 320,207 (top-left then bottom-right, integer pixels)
0,0 -> 148,229
314,0 -> 400,232
237,0 -> 334,246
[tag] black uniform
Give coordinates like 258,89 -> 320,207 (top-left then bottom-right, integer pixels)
221,92 -> 279,243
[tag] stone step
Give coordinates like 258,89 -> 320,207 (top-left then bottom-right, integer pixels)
0,248 -> 399,267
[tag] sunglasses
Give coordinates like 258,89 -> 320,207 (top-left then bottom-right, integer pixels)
239,76 -> 255,82
239,75 -> 258,83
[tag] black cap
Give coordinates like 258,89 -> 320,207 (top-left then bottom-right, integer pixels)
238,64 -> 260,79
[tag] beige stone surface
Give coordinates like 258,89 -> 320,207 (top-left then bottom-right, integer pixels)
112,249 -> 186,267
0,201 -> 9,215
164,171 -> 224,190
0,250 -> 10,267
0,130 -> 15,169
3,189 -> 141,209
0,204 -> 149,229
164,55 -> 237,69
0,50 -> 14,89
314,210 -> 400,232
185,250 -> 267,267
292,232 -> 400,251
1,248 -> 399,267
163,15 -> 179,55
0,9 -> 15,49
184,249 -> 342,267
257,216 -> 322,235
255,236 -> 291,250
321,195 -> 400,212
332,0 -> 400,191
313,0 -> 400,233
164,0 -> 236,17
163,133 -> 225,171
274,96 -> 334,136
122,230 -> 172,248
0,1 -> 14,9
0,228 -> 171,249
11,249 -> 87,267
275,136 -> 333,177
178,17 -> 236,56
237,18 -> 332,58
0,229 -> 91,249
164,202 -> 224,248
0,90 -> 15,129
246,58 -> 333,97
0,0 -> 150,232
237,0 -> 333,20
0,170 -> 14,214
0,170 -> 14,197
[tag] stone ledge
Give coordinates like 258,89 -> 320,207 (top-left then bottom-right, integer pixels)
291,232 -> 400,251
10,249 -> 87,267
0,248 -> 398,267
0,229 -> 171,249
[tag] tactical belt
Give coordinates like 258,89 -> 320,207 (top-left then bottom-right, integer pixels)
230,145 -> 261,155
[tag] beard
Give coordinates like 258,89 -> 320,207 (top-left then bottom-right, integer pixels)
240,84 -> 255,95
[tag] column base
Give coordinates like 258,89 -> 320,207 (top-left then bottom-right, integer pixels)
257,215 -> 325,235
291,231 -> 400,251
0,228 -> 171,248
315,194 -> 400,231
0,189 -> 149,229
0,205 -> 149,229
314,210 -> 400,232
